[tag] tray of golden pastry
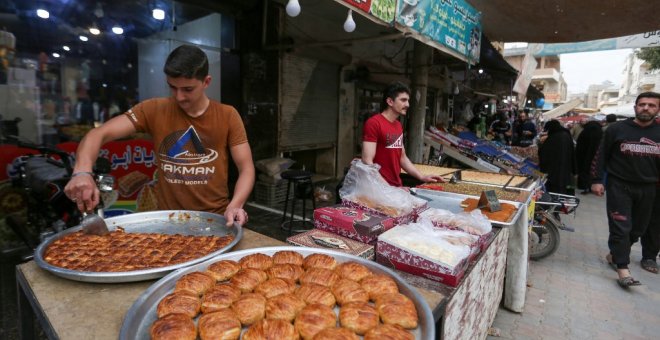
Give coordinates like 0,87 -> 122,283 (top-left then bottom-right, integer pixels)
34,210 -> 242,283
414,189 -> 525,226
119,246 -> 435,340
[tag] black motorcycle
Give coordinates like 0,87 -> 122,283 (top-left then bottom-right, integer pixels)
4,139 -> 114,256
529,191 -> 580,260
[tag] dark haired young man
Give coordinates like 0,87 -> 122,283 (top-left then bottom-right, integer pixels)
361,82 -> 442,186
65,45 -> 255,226
591,91 -> 660,288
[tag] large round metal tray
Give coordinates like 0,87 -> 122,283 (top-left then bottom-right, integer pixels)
119,246 -> 435,340
34,210 -> 242,283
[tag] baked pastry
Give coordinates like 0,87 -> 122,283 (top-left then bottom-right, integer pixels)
338,302 -> 379,335
43,228 -> 234,272
295,284 -> 336,308
334,262 -> 372,282
300,268 -> 338,287
375,293 -> 418,329
312,328 -> 360,340
230,268 -> 268,293
243,319 -> 298,340
272,250 -> 304,266
302,253 -> 337,270
266,264 -> 304,283
364,324 -> 414,340
265,293 -> 306,322
156,291 -> 201,318
198,309 -> 241,340
206,260 -> 241,282
239,253 -> 274,271
360,274 -> 399,301
331,279 -> 369,305
294,303 -> 337,340
149,313 -> 197,340
231,292 -> 267,326
174,271 -> 216,296
254,278 -> 296,299
118,170 -> 150,197
201,284 -> 242,313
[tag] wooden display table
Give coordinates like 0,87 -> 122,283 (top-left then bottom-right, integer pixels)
17,228 -> 509,340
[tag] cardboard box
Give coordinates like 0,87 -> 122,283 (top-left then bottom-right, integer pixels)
376,240 -> 469,287
313,205 -> 395,244
287,229 -> 374,260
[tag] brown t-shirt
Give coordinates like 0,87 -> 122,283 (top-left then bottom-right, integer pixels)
125,97 -> 248,214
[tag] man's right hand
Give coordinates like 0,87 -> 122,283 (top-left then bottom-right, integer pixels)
591,183 -> 605,196
64,173 -> 100,212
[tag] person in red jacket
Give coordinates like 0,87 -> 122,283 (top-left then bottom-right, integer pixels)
361,82 -> 442,187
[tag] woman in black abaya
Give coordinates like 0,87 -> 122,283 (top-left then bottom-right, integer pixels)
575,120 -> 603,193
538,120 -> 576,195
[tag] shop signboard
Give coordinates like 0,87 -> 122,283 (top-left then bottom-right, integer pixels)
395,0 -> 482,62
532,31 -> 660,56
0,139 -> 157,217
339,0 -> 397,23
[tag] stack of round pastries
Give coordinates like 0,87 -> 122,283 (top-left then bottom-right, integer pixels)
150,251 -> 419,340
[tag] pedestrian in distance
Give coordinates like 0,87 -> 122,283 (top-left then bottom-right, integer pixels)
591,91 -> 660,288
575,120 -> 603,194
539,119 -> 576,195
64,45 -> 255,227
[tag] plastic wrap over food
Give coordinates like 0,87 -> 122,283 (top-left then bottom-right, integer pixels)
339,159 -> 426,217
418,208 -> 492,236
378,220 -> 475,271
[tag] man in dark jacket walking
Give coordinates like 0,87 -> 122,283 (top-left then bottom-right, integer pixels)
591,91 -> 660,288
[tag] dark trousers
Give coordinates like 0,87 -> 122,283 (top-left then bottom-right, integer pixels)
606,176 -> 656,266
641,187 -> 660,260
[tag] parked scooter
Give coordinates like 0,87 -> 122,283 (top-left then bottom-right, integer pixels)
4,138 -> 114,257
529,191 -> 580,260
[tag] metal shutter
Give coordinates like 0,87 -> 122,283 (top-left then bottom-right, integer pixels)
280,54 -> 339,151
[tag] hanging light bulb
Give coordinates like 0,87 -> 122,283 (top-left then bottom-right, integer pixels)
343,10 -> 356,33
285,0 -> 301,17
453,84 -> 460,95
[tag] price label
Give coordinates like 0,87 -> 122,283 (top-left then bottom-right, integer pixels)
478,190 -> 501,212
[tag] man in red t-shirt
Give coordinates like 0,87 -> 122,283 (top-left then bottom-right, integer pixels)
362,82 -> 442,186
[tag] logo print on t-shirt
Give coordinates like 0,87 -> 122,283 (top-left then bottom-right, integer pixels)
386,133 -> 403,149
158,126 -> 218,185
619,137 -> 660,157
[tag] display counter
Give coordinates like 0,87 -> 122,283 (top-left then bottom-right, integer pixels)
16,227 -> 511,340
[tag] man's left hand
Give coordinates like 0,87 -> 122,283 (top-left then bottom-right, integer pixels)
225,207 -> 248,227
421,175 -> 445,183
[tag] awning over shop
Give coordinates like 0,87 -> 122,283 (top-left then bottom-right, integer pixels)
541,98 -> 583,120
466,0 -> 658,43
601,104 -> 636,117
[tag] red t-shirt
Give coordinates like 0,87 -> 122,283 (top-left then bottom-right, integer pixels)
363,113 -> 403,186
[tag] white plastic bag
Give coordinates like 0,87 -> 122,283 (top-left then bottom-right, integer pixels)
419,207 -> 492,235
338,159 -> 425,217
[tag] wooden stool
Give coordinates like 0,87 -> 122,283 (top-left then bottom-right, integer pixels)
280,170 -> 316,233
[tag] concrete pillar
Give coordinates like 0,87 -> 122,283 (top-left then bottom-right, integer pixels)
407,40 -> 431,163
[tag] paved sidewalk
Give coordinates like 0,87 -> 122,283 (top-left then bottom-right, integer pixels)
489,193 -> 660,340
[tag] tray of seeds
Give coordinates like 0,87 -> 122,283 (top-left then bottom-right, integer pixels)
416,182 -> 529,202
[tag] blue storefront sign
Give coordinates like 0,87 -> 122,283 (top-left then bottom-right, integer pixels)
396,0 -> 482,62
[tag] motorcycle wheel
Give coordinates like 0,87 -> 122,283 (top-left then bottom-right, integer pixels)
529,212 -> 561,260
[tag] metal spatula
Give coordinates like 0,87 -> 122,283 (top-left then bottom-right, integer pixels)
81,211 -> 110,236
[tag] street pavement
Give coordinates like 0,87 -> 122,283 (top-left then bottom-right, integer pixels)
488,192 -> 660,340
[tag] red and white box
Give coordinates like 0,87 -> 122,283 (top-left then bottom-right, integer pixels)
313,205 -> 395,244
375,224 -> 473,287
287,229 -> 374,260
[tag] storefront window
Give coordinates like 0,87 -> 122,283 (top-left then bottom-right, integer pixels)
0,0 -> 226,145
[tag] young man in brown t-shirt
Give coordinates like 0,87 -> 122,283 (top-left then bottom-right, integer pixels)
65,45 -> 255,226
